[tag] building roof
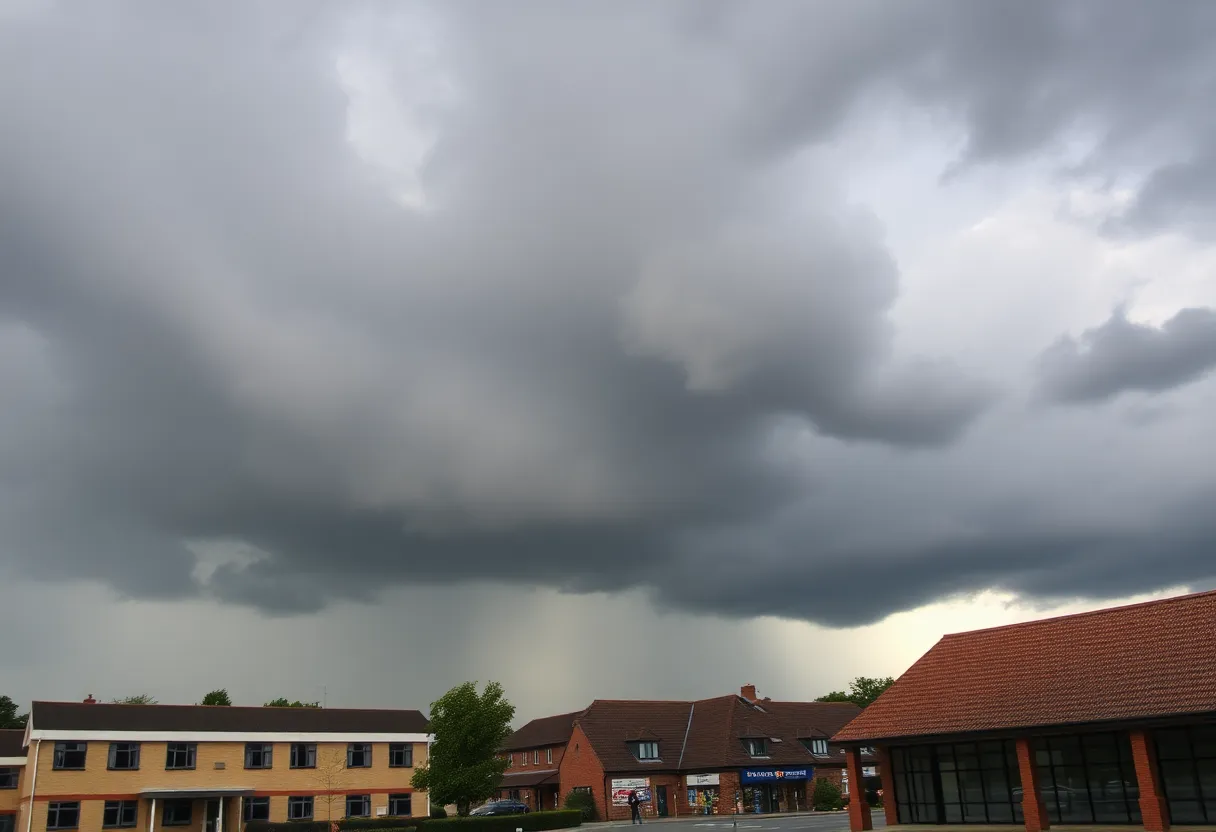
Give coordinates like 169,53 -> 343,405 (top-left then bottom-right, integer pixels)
502,711 -> 583,751
573,692 -> 865,774
0,729 -> 26,757
834,589 -> 1216,743
29,701 -> 429,735
499,768 -> 560,788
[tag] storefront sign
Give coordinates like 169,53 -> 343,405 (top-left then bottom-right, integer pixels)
686,773 -> 720,786
610,778 -> 652,805
740,767 -> 813,784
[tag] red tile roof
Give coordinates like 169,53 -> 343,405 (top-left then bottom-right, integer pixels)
499,768 -> 560,787
834,589 -> 1216,743
503,711 -> 584,751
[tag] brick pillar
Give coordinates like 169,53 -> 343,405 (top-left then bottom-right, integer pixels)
846,747 -> 873,832
1130,729 -> 1170,832
875,746 -> 899,826
1016,737 -> 1050,832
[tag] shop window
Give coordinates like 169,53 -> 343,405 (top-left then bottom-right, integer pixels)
389,794 -> 412,817
108,743 -> 140,770
1033,732 -> 1141,825
243,798 -> 270,822
1155,725 -> 1216,824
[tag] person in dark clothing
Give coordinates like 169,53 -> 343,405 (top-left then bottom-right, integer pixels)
628,790 -> 642,825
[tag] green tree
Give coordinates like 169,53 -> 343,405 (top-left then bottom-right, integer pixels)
815,676 -> 894,708
811,777 -> 843,811
200,690 -> 232,706
0,696 -> 27,729
411,681 -> 515,817
263,698 -> 320,708
113,694 -> 158,705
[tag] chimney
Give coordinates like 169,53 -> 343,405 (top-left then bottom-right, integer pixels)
83,694 -> 97,704
740,684 -> 757,702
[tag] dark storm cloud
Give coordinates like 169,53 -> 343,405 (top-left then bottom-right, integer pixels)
2,0 -> 1216,628
1036,308 -> 1216,404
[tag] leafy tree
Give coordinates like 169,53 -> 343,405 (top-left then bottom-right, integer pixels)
263,698 -> 320,708
811,777 -> 843,811
0,696 -> 27,729
200,690 -> 232,706
113,694 -> 158,705
815,676 -> 894,708
411,681 -> 515,817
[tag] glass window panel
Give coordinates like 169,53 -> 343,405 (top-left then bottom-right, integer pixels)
959,770 -> 985,802
1156,730 -> 1193,761
1198,759 -> 1216,798
1056,784 -> 1094,824
1082,733 -> 1119,763
1169,801 -> 1205,824
1163,760 -> 1199,799
988,803 -> 1014,823
955,751 -> 980,770
1192,727 -> 1216,759
963,803 -> 988,823
943,804 -> 962,823
940,772 -> 959,803
984,770 -> 1010,801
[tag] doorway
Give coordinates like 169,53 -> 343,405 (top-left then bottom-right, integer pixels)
656,786 -> 669,818
204,800 -> 221,832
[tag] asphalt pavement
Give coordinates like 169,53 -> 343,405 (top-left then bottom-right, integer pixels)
597,812 -> 887,832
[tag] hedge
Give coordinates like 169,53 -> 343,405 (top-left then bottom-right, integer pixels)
423,810 -> 581,832
246,810 -> 581,832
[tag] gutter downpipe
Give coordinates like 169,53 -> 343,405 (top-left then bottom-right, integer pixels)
24,739 -> 41,832
676,703 -> 695,819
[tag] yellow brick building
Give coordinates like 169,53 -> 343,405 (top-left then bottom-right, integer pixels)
7,700 -> 432,832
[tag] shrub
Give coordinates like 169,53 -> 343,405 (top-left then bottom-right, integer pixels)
562,791 -> 598,822
246,825 -> 414,832
431,806 -> 449,819
811,777 -> 844,811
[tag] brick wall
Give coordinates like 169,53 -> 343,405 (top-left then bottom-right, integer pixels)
558,725 -> 607,820
0,765 -> 23,814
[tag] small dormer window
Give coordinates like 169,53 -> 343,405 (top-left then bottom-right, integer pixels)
745,738 -> 768,757
633,741 -> 660,761
805,739 -> 829,756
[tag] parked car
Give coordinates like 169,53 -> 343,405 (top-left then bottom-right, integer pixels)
471,800 -> 530,816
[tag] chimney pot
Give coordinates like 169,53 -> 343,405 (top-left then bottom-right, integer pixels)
83,694 -> 96,704
741,684 -> 757,701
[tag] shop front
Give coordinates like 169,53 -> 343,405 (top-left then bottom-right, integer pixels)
686,773 -> 721,815
739,767 -> 814,814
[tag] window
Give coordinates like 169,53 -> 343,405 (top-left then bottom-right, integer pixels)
243,797 -> 270,822
103,800 -> 139,828
53,742 -> 87,770
1155,725 -> 1216,824
533,750 -> 540,765
0,767 -> 17,789
245,743 -> 273,769
390,744 -> 414,768
290,743 -> 316,769
805,739 -> 830,756
0,815 -> 13,832
522,750 -> 528,766
346,795 -> 371,818
860,746 -> 876,756
108,743 -> 141,771
635,742 -> 660,761
162,800 -> 193,827
1034,732 -> 1141,825
506,754 -> 513,768
546,748 -> 553,765
165,743 -> 196,770
288,796 -> 314,821
47,802 -> 80,830
745,738 -> 768,758
347,743 -> 371,768
388,794 -> 412,817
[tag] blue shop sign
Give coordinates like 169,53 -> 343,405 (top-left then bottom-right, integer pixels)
740,767 -> 813,784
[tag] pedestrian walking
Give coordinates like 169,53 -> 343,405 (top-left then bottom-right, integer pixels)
628,790 -> 643,825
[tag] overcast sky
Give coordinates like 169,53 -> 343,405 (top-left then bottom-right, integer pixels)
3,0 -> 1216,723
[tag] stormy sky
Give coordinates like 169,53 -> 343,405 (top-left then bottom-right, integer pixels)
3,0 -> 1216,719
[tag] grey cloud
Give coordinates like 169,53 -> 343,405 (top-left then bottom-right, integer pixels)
1,0 -> 1215,631
1036,307 -> 1216,404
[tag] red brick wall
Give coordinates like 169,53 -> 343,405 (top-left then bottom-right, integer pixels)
1130,730 -> 1169,832
558,725 -> 608,819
